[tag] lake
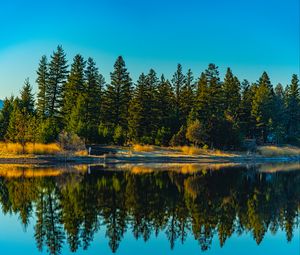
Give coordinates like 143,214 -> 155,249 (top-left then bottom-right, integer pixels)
0,163 -> 299,254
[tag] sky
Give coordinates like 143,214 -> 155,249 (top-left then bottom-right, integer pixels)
0,0 -> 299,98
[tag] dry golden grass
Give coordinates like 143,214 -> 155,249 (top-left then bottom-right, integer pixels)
258,145 -> 300,157
0,142 -> 62,155
0,143 -> 23,155
132,144 -> 155,152
180,146 -> 202,155
178,146 -> 236,157
74,150 -> 88,156
25,143 -> 61,155
211,149 -> 237,157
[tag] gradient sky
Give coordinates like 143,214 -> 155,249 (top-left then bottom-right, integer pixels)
0,0 -> 299,98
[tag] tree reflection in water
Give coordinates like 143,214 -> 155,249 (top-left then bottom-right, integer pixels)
0,164 -> 299,254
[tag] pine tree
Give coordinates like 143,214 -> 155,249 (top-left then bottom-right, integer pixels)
145,69 -> 159,139
273,83 -> 286,143
68,95 -> 88,142
205,64 -> 225,147
6,99 -> 29,152
84,57 -> 104,142
66,58 -> 104,143
171,64 -> 185,129
239,80 -> 257,138
195,72 -> 209,122
20,78 -> 35,115
128,70 -> 159,143
206,64 -> 224,116
251,72 -> 275,143
27,115 -> 40,145
5,80 -> 35,148
180,69 -> 195,125
103,56 -> 132,129
156,75 -> 175,131
0,97 -> 14,140
128,73 -> 152,143
128,73 -> 147,142
223,68 -> 241,120
63,54 -> 86,124
285,74 -> 300,140
36,55 -> 49,118
46,45 -> 68,120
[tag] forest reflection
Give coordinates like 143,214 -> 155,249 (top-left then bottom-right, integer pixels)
0,163 -> 299,254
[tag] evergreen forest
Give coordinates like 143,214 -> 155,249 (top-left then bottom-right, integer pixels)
1,46 -> 299,149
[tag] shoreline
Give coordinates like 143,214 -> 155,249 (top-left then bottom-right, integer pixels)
0,154 -> 300,166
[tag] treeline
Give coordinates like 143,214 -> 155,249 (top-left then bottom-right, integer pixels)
0,166 -> 299,254
0,45 -> 299,148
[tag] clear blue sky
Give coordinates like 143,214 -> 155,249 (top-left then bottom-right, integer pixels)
0,0 -> 299,98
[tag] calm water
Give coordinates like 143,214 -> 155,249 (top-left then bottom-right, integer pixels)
0,163 -> 299,254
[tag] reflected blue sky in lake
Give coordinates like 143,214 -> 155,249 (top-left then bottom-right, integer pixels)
0,214 -> 298,255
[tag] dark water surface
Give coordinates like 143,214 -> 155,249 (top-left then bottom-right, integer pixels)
0,163 -> 299,254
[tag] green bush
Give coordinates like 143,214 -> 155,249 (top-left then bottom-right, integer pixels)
58,131 -> 85,151
170,125 -> 187,146
113,125 -> 125,145
38,118 -> 59,144
155,127 -> 171,146
186,119 -> 207,146
98,123 -> 113,144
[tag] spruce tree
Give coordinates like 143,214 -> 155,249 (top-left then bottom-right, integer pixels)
5,81 -> 36,147
205,64 -> 225,147
206,64 -> 224,116
67,57 -> 104,143
46,45 -> 68,120
285,74 -> 300,140
171,64 -> 185,129
239,80 -> 257,138
20,78 -> 35,115
63,54 -> 86,124
273,83 -> 286,143
27,115 -> 39,145
68,95 -> 88,142
223,68 -> 241,120
0,97 -> 14,140
195,72 -> 209,122
180,69 -> 195,125
6,98 -> 30,152
156,75 -> 175,131
103,56 -> 132,129
251,72 -> 275,143
145,69 -> 159,140
128,69 -> 159,144
128,73 -> 150,143
84,57 -> 103,142
68,58 -> 104,142
36,55 -> 49,118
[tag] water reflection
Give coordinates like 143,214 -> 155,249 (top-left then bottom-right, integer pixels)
0,163 -> 299,254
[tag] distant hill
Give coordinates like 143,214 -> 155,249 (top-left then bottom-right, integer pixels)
0,100 -> 3,110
